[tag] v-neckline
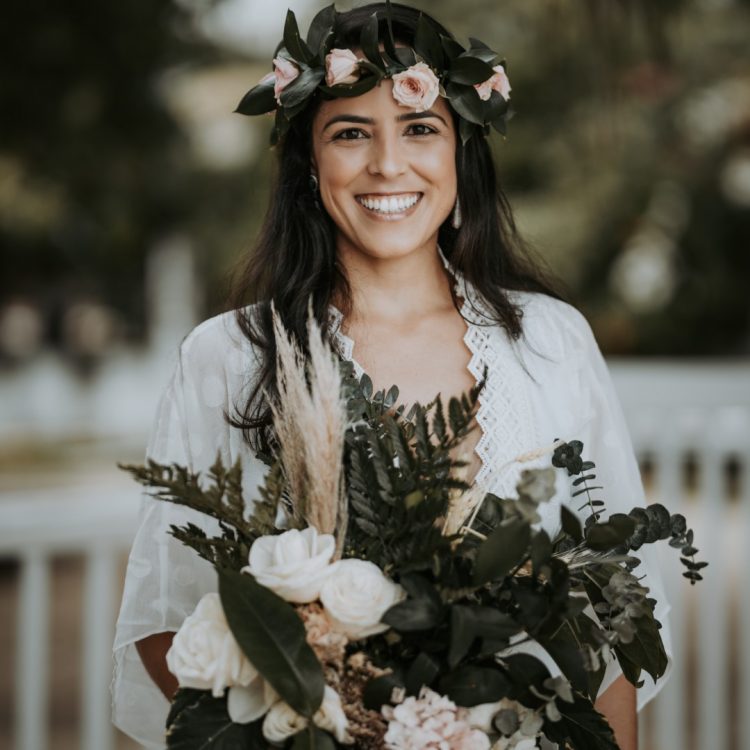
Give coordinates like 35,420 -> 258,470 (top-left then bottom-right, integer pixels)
326,249 -> 490,489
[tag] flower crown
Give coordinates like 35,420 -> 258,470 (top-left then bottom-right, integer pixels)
235,1 -> 513,146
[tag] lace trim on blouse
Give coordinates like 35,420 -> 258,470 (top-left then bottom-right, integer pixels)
326,250 -> 539,501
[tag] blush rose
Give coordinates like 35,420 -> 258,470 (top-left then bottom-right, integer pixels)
325,48 -> 361,86
474,64 -> 512,102
391,62 -> 440,112
269,56 -> 300,105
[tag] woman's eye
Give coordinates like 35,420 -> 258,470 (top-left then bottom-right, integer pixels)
333,128 -> 367,141
407,124 -> 437,136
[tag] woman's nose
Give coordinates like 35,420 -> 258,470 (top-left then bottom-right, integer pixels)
367,132 -> 407,179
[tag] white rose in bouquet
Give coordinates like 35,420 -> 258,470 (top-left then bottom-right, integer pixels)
262,699 -> 309,743
243,526 -> 336,603
227,677 -> 280,724
165,592 -> 258,697
319,558 -> 406,640
262,685 -> 352,744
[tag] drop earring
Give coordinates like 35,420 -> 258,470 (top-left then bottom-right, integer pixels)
452,197 -> 462,229
309,172 -> 321,210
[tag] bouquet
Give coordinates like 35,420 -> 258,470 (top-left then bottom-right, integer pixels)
120,311 -> 705,750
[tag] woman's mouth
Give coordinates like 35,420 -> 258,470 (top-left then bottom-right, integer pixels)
355,192 -> 423,221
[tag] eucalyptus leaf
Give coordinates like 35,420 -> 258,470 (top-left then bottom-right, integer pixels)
414,14 -> 445,68
280,67 -> 325,109
445,82 -> 485,126
305,5 -> 335,56
166,689 -> 266,750
283,9 -> 313,65
483,89 -> 510,122
614,613 -> 668,684
291,726 -> 336,750
359,13 -> 383,68
449,605 -> 521,668
439,665 -> 512,706
585,515 -> 636,551
448,56 -> 495,86
441,36 -> 465,62
491,117 -> 508,135
462,47 -> 498,65
405,651 -> 441,695
544,691 -> 620,750
474,517 -> 531,584
362,671 -> 405,711
218,568 -> 325,718
382,596 -> 442,631
235,83 -> 276,116
560,505 -> 583,543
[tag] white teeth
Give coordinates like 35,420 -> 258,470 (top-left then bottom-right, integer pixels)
358,194 -> 420,213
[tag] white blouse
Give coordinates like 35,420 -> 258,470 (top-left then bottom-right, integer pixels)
111,265 -> 672,749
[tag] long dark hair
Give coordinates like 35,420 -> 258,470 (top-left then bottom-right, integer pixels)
225,2 -> 565,450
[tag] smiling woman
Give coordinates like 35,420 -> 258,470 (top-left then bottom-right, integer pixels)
111,3 -> 672,749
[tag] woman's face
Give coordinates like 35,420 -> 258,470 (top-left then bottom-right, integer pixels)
311,76 -> 457,264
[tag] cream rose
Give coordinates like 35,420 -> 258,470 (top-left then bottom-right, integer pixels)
325,48 -> 361,86
474,64 -> 511,102
391,62 -> 440,112
242,526 -> 336,603
319,559 -> 406,640
272,56 -> 300,104
261,686 -> 352,744
262,699 -> 308,744
227,676 -> 279,724
165,593 -> 258,697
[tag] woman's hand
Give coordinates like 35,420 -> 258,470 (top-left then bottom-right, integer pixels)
135,631 -> 178,701
595,674 -> 638,750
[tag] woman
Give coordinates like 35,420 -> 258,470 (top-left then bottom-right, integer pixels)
112,4 -> 672,748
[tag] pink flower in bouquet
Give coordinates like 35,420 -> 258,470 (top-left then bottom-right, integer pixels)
474,64 -> 512,101
382,686 -> 490,749
391,62 -> 440,112
326,48 -> 361,86
271,56 -> 300,104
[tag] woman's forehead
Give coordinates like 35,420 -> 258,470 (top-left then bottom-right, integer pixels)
314,78 -> 453,127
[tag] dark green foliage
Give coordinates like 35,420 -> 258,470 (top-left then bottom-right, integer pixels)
341,368 -> 482,576
118,452 -> 284,569
543,691 -> 620,750
218,568 -> 325,718
166,688 -> 267,749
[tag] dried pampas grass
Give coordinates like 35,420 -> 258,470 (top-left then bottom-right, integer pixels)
271,305 -> 348,555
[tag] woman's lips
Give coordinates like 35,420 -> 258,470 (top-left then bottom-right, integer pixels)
355,192 -> 423,221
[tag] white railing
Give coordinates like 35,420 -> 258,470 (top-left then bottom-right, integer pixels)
0,360 -> 748,750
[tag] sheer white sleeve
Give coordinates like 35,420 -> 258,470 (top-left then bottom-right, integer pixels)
110,312 -> 268,749
554,302 -> 674,711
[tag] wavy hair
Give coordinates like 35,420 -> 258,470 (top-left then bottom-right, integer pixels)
225,2 -> 565,450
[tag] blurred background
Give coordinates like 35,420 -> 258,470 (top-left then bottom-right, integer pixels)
0,0 -> 748,748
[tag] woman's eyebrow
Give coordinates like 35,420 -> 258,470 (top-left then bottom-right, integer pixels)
322,110 -> 448,132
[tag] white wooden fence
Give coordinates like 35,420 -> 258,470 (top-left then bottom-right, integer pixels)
0,360 -> 748,750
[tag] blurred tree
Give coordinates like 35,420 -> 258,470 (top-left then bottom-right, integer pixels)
0,0 -> 218,343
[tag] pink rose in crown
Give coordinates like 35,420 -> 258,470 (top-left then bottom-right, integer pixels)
325,48 -> 361,86
474,63 -> 511,102
391,62 -> 440,112
270,56 -> 300,104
